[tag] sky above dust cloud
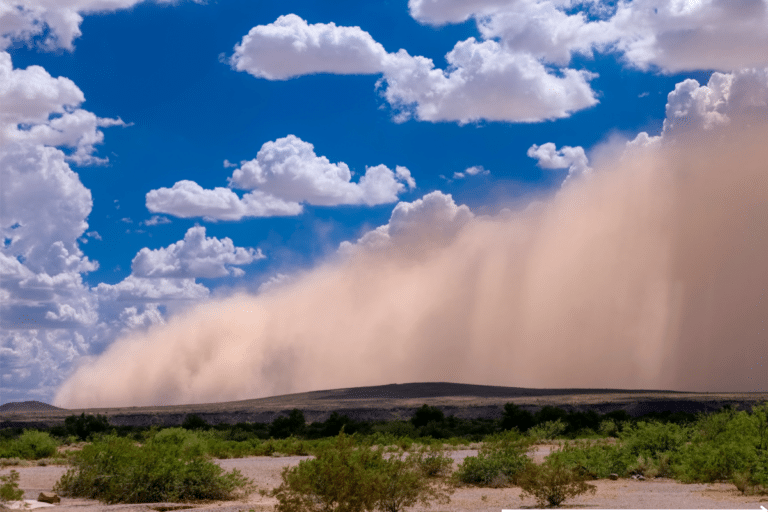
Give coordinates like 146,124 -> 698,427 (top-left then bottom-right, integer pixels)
1,0 -> 767,407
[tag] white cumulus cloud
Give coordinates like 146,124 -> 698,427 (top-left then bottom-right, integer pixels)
230,13 -> 388,80
629,67 -> 768,146
148,135 -> 414,221
131,226 -> 264,279
527,142 -> 592,183
0,0 -> 186,51
410,0 -> 768,74
340,191 -> 474,255
0,52 -> 125,164
93,276 -> 210,302
228,135 -> 415,206
145,180 -> 304,221
408,0 -> 518,25
231,15 -> 599,124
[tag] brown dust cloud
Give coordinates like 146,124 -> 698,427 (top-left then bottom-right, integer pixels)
55,114 -> 768,407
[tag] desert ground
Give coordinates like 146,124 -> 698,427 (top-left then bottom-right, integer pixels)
4,384 -> 768,510
3,445 -> 768,511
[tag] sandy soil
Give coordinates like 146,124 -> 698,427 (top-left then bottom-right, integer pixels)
3,446 -> 767,511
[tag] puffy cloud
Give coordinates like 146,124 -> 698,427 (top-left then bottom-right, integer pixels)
527,142 -> 592,183
0,0 -> 184,51
0,328 -> 86,401
0,143 -> 95,274
0,145 -> 242,402
627,68 -> 768,146
0,52 -> 124,163
231,16 -> 599,123
231,3 -> 768,126
118,303 -> 165,333
382,39 -> 598,123
131,226 -> 264,279
228,135 -> 415,206
610,0 -> 768,73
409,0 -> 768,74
340,191 -> 474,255
145,180 -> 303,221
93,275 -> 210,302
407,0 -> 518,25
148,135 -> 414,221
230,14 -> 388,80
0,52 -> 83,123
474,1 -> 617,67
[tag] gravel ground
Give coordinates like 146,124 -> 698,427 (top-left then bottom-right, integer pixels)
3,446 -> 767,511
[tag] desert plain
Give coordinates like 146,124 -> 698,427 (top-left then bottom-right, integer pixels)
3,383 -> 768,510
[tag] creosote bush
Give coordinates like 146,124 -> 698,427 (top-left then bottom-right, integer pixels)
545,440 -> 626,480
454,430 -> 532,487
415,446 -> 453,478
272,432 -> 453,512
54,433 -> 254,504
517,458 -> 597,507
528,419 -> 567,442
0,431 -> 58,460
0,470 -> 24,502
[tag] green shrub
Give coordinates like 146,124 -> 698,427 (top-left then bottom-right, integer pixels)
454,430 -> 532,487
501,403 -> 534,433
528,419 -> 567,442
414,447 -> 453,478
732,452 -> 768,495
273,433 -> 451,512
0,431 -> 58,460
64,413 -> 110,441
752,402 -> 768,451
675,440 -> 756,483
54,434 -> 254,503
598,419 -> 619,438
546,440 -> 627,479
563,411 -> 601,437
411,405 -> 445,428
0,470 -> 24,502
181,414 -> 210,431
517,458 -> 597,507
272,433 -> 382,512
619,421 -> 689,458
377,451 -> 453,512
534,406 -> 568,425
269,410 -> 306,439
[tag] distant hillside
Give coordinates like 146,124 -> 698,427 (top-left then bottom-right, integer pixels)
308,382 -> 686,400
0,401 -> 66,412
3,383 -> 765,430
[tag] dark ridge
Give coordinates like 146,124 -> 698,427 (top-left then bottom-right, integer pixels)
313,382 -> 688,400
0,401 -> 66,412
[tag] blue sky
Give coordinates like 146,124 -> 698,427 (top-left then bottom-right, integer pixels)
3,0 -> 768,405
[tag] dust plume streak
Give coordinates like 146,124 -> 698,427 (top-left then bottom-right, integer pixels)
55,116 -> 768,407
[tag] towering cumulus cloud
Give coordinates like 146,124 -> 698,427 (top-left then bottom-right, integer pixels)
55,70 -> 768,406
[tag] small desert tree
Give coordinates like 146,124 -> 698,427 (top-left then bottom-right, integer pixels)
517,458 -> 596,507
377,451 -> 453,512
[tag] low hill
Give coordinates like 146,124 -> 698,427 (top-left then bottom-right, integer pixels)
1,382 -> 767,429
0,401 -> 67,412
